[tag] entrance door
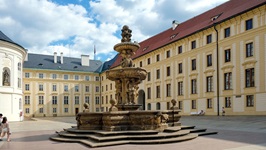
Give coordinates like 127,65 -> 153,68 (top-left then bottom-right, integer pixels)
75,108 -> 79,114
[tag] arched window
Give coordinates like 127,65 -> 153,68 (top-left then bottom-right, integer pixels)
2,67 -> 11,86
156,102 -> 161,110
147,103 -> 151,110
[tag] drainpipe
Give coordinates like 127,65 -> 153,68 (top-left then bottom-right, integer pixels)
214,24 -> 220,116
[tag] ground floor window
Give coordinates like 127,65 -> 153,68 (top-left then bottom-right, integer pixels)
225,97 -> 231,108
191,100 -> 196,109
53,108 -> 57,113
156,102 -> 161,110
39,108 -> 43,113
178,101 -> 183,109
25,108 -> 30,114
64,108 -> 68,113
207,99 -> 212,108
246,95 -> 254,107
147,103 -> 151,110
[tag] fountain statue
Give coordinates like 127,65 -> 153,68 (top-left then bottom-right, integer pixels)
106,25 -> 147,110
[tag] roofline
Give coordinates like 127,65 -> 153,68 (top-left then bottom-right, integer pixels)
132,1 -> 266,61
23,67 -> 100,74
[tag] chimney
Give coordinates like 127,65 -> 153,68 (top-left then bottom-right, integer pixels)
24,50 -> 28,61
54,52 -> 57,63
172,20 -> 179,30
81,55 -> 90,66
60,52 -> 63,64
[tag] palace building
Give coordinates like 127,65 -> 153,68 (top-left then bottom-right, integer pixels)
1,0 -> 266,121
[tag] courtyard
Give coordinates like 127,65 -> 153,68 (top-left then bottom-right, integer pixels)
0,116 -> 266,150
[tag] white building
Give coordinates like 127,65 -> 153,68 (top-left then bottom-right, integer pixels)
0,31 -> 27,121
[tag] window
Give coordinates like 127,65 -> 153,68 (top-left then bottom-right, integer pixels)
156,102 -> 161,110
206,76 -> 213,92
95,76 -> 100,81
39,84 -> 43,91
178,46 -> 182,54
245,19 -> 253,30
95,96 -> 100,104
25,96 -> 30,104
178,81 -> 183,96
147,72 -> 151,81
224,72 -> 232,90
167,66 -> 171,76
178,63 -> 182,74
75,85 -> 79,92
96,86 -> 100,92
39,108 -> 43,113
224,27 -> 230,38
178,101 -> 183,109
52,84 -> 57,91
147,58 -> 151,65
156,54 -> 160,62
106,85 -> 108,91
39,73 -> 43,79
166,50 -> 171,58
246,68 -> 254,87
207,54 -> 212,67
52,96 -> 57,105
192,59 -> 196,70
25,72 -> 30,78
25,84 -> 30,91
101,86 -> 104,92
166,83 -> 171,97
139,61 -> 142,67
225,49 -> 231,62
246,43 -> 253,57
207,99 -> 212,108
53,108 -> 57,113
75,75 -> 79,80
85,96 -> 90,104
64,74 -> 68,80
85,76 -> 90,81
156,85 -> 160,98
75,96 -> 79,105
191,40 -> 196,49
191,79 -> 197,94
206,34 -> 212,44
25,108 -> 30,114
147,103 -> 151,110
225,97 -> 231,108
64,85 -> 68,92
18,78 -> 21,88
85,86 -> 89,92
64,96 -> 69,105
156,69 -> 160,79
110,83 -> 112,90
64,108 -> 68,113
246,95 -> 254,107
18,62 -> 21,71
39,96 -> 44,104
147,87 -> 151,99
192,100 -> 196,109
106,95 -> 108,104
52,74 -> 57,79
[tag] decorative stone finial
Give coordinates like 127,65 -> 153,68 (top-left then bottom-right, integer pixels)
109,99 -> 118,112
171,99 -> 177,107
121,25 -> 132,42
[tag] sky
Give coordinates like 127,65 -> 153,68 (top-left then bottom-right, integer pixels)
0,0 -> 228,62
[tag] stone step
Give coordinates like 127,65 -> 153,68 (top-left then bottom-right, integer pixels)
181,125 -> 195,130
188,128 -> 207,133
66,128 -> 159,136
197,131 -> 218,136
57,130 -> 190,141
164,126 -> 181,132
50,133 -> 198,148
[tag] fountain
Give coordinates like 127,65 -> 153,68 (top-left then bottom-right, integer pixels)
50,25 -> 216,147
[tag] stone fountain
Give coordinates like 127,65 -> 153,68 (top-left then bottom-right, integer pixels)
50,25 -> 216,147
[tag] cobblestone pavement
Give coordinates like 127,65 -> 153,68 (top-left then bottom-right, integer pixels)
0,116 -> 266,150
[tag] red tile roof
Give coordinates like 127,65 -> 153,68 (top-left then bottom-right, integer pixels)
111,0 -> 266,68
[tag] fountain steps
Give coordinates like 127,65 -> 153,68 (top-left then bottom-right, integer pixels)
50,125 -> 216,147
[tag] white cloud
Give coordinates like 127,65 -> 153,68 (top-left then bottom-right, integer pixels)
0,0 -> 228,61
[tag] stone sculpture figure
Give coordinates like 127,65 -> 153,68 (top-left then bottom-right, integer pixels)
83,103 -> 90,113
115,80 -> 122,104
121,25 -> 132,42
3,70 -> 10,86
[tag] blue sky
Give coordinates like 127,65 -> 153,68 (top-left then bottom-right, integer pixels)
0,0 -> 228,62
